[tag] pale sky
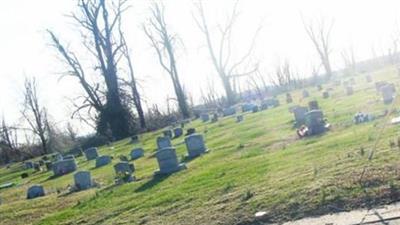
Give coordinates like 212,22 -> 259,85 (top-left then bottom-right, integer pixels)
1,0 -> 400,135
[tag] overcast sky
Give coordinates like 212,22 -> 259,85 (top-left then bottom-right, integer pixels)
1,0 -> 400,135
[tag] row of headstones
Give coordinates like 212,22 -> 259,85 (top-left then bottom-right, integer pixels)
199,98 -> 281,124
26,133 -> 209,199
291,101 -> 327,135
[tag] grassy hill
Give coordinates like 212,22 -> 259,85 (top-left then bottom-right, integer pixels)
1,66 -> 400,225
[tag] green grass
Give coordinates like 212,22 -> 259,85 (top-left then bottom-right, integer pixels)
1,66 -> 400,225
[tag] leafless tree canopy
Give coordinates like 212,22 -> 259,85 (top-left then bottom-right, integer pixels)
194,1 -> 261,106
302,16 -> 334,79
21,78 -> 50,154
143,3 -> 190,119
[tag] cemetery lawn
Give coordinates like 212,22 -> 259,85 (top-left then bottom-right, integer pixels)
1,67 -> 400,225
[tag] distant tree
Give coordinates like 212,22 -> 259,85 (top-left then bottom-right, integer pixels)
194,1 -> 261,106
341,45 -> 356,75
302,16 -> 334,80
0,117 -> 20,163
21,78 -> 50,154
48,0 -> 135,140
143,3 -> 190,119
119,28 -> 147,130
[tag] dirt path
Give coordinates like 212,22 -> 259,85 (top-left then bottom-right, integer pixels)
281,202 -> 400,225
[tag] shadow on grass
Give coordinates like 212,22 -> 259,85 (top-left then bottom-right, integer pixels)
135,173 -> 171,193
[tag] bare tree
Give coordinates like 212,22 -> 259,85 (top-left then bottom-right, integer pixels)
119,29 -> 147,130
341,45 -> 356,75
302,16 -> 334,80
48,0 -> 135,140
194,1 -> 261,106
21,78 -> 50,154
143,3 -> 190,119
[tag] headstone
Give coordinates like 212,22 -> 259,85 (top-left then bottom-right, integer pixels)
322,91 -> 329,98
114,162 -> 135,182
302,90 -> 309,98
130,135 -> 139,144
211,113 -> 219,122
130,148 -> 144,160
222,107 -> 236,117
27,185 -> 45,199
24,161 -> 33,169
260,98 -> 280,110
292,106 -> 308,126
38,160 -> 45,166
154,147 -> 186,175
45,161 -> 53,171
185,134 -> 208,158
63,155 -> 75,160
200,113 -> 210,122
173,127 -> 183,138
236,115 -> 244,123
84,147 -> 98,161
305,110 -> 326,135
119,155 -> 129,162
55,153 -> 63,161
241,103 -> 255,112
163,130 -> 173,139
33,163 -> 41,172
346,86 -> 354,96
69,147 -> 83,157
95,155 -> 112,168
381,84 -> 396,104
308,100 -> 319,110
52,159 -> 77,176
286,93 -> 293,103
366,75 -> 372,83
157,136 -> 172,150
375,81 -> 388,92
186,128 -> 196,136
252,105 -> 259,113
74,171 -> 92,190
21,173 -> 29,179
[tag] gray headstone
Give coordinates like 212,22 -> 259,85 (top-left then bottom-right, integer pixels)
302,90 -> 309,98
27,185 -> 45,199
163,130 -> 173,138
130,148 -> 144,160
252,105 -> 259,113
236,115 -> 244,123
185,134 -> 208,158
95,155 -> 112,168
381,84 -> 396,104
84,147 -> 98,161
45,161 -> 52,171
114,162 -> 135,182
305,110 -> 326,135
69,147 -> 83,157
211,113 -> 219,122
24,161 -> 33,169
157,136 -> 172,150
173,127 -> 183,138
293,106 -> 308,126
74,171 -> 92,190
200,113 -> 210,122
286,93 -> 293,103
346,86 -> 354,96
54,153 -> 63,161
33,163 -> 41,171
222,107 -> 236,117
63,155 -> 75,160
322,91 -> 329,98
261,98 -> 279,110
155,147 -> 186,175
130,135 -> 139,144
308,100 -> 319,110
52,159 -> 77,176
241,103 -> 256,112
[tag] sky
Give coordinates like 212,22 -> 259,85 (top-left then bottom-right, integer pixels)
1,0 -> 400,135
